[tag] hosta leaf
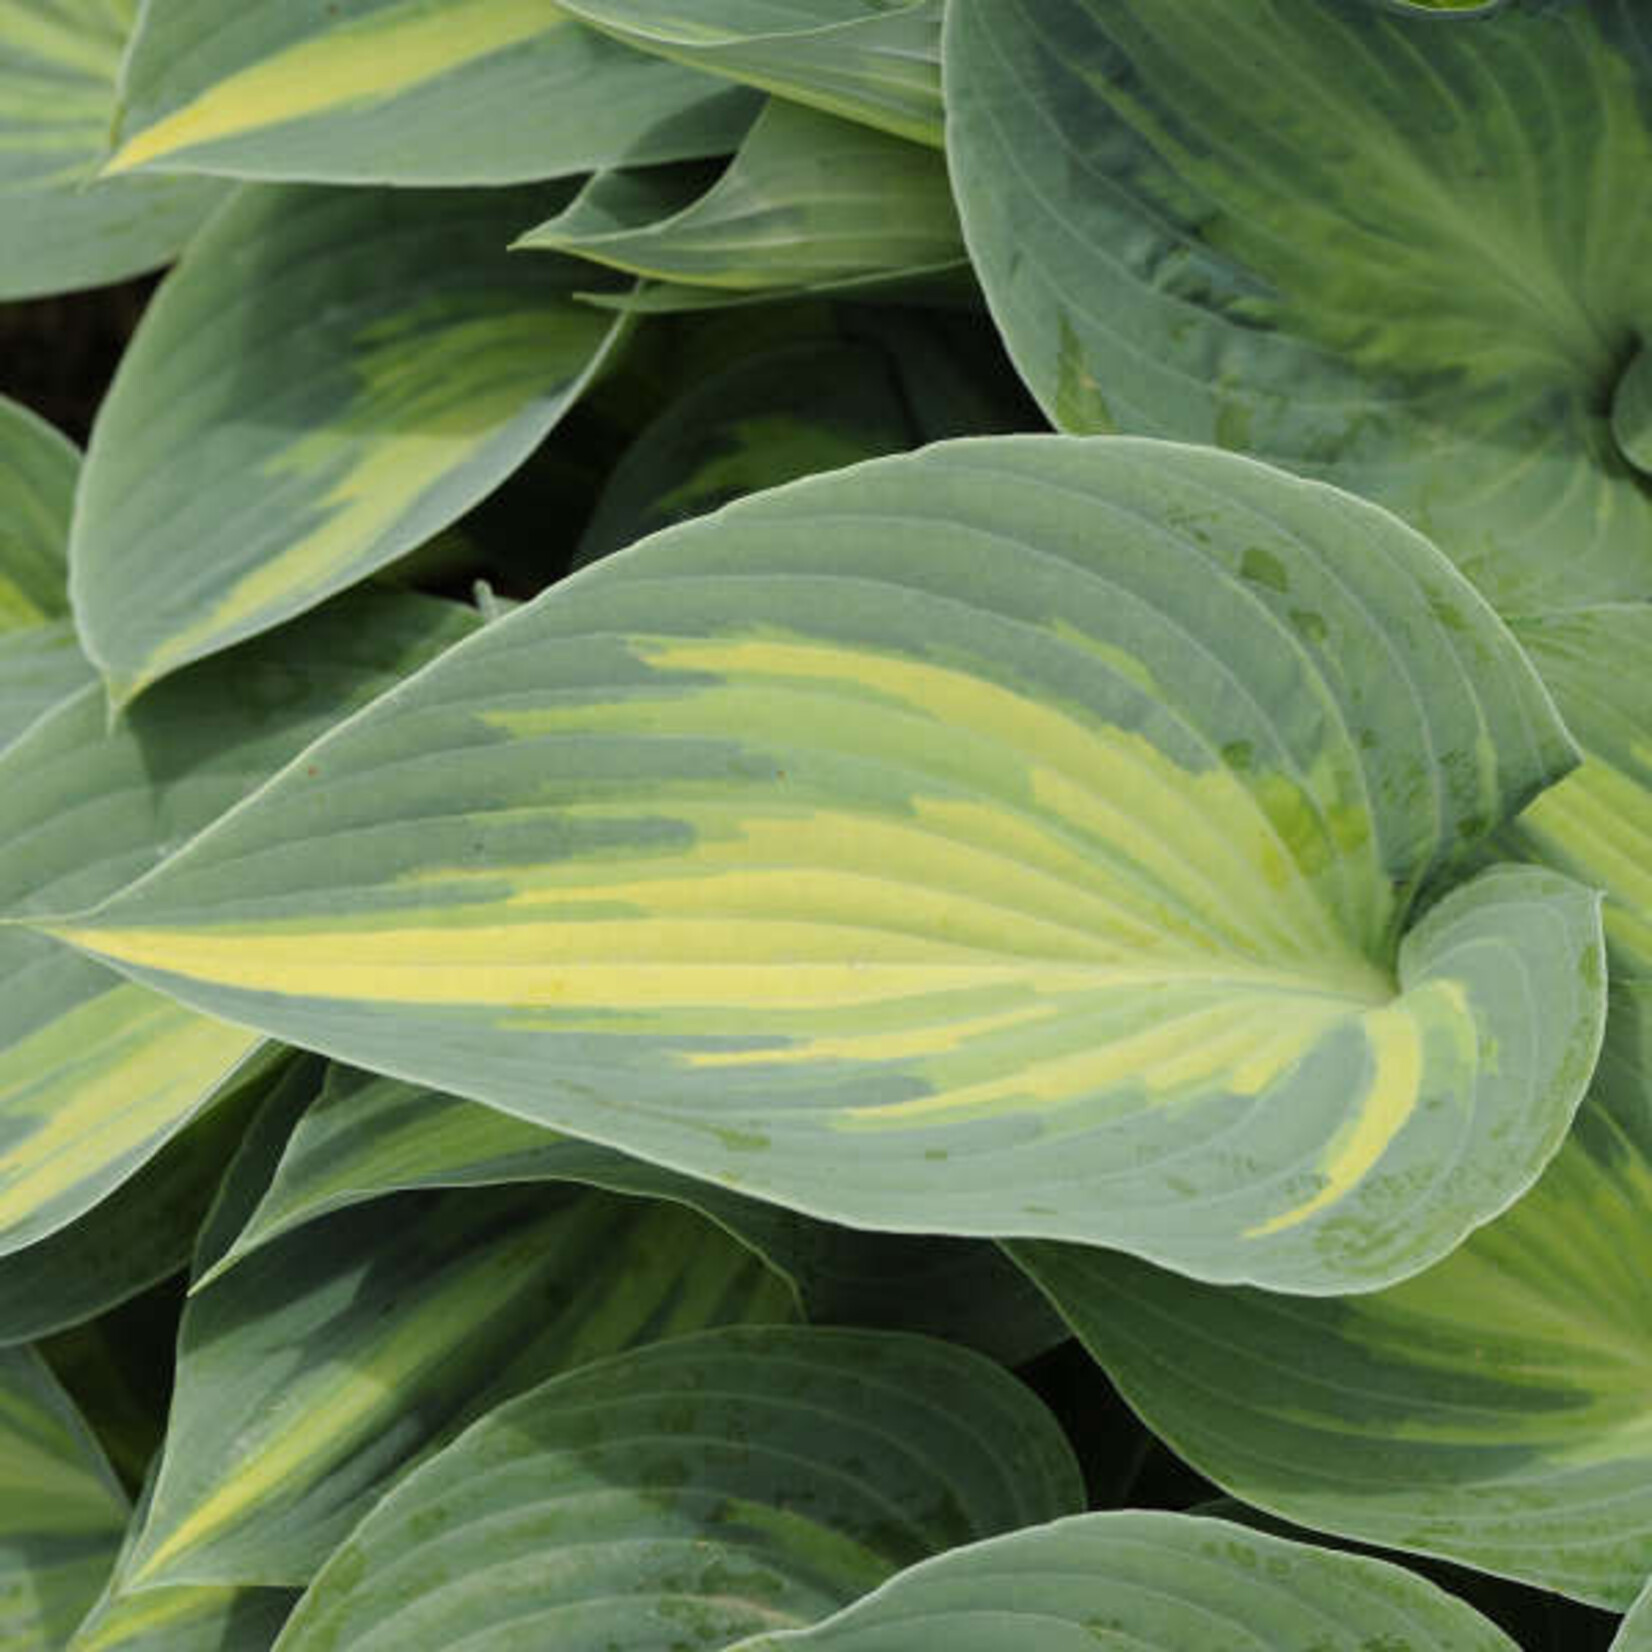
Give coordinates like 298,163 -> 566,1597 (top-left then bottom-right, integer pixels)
0,589 -> 475,1259
0,396 -> 75,629
209,1064 -> 1064,1366
71,185 -> 623,705
0,1058 -> 279,1346
49,437 -> 1601,1294
0,0 -> 224,299
516,100 -> 960,293
0,622 -> 96,755
70,1586 -> 292,1652
577,320 -> 1026,562
276,1324 -> 1080,1652
727,1512 -> 1517,1652
1617,1582 -> 1652,1650
561,0 -> 943,146
1510,606 -> 1652,974
108,0 -> 757,186
70,1462 -> 295,1652
1010,979 -> 1652,1610
0,1345 -> 127,1650
125,1184 -> 793,1589
944,0 -> 1652,617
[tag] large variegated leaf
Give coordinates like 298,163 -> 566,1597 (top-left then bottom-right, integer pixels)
0,590 -> 475,1259
125,1182 -> 793,1589
107,0 -> 757,186
1010,979 -> 1652,1610
207,1064 -> 1064,1366
517,100 -> 960,292
71,185 -> 623,706
562,0 -> 943,145
0,1345 -> 127,1651
0,0 -> 224,298
727,1512 -> 1517,1652
276,1325 -> 1081,1651
0,1057 -> 281,1345
47,438 -> 1602,1294
0,395 -> 74,629
1507,606 -> 1652,976
944,0 -> 1652,618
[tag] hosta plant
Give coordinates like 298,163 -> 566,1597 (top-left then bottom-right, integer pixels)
1,1 -> 1649,1649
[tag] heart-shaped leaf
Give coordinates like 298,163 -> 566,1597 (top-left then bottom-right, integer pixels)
46,438 -> 1603,1294
944,0 -> 1652,618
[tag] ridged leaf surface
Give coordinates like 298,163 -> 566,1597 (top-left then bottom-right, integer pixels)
47,438 -> 1603,1293
275,1325 -> 1080,1652
944,0 -> 1652,617
562,0 -> 943,145
728,1512 -> 1517,1652
71,184 -> 622,703
0,0 -> 224,298
108,0 -> 757,185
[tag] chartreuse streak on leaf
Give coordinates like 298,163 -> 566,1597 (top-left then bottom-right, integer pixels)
943,0 -> 1652,619
135,305 -> 603,694
105,0 -> 562,175
42,438 -> 1600,1297
122,1184 -> 792,1588
70,184 -> 618,704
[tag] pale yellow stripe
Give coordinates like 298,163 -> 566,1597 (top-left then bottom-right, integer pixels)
844,993 -> 1348,1124
684,1002 -> 1055,1068
626,633 -> 1355,961
133,1216 -> 559,1581
107,0 -> 566,174
1246,998 -> 1429,1238
0,988 -> 257,1233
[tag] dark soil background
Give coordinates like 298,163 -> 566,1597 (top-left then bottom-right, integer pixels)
2,276 -> 155,441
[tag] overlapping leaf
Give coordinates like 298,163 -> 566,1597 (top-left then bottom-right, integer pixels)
1011,978 -> 1652,1610
944,0 -> 1652,618
47,437 -> 1603,1294
517,100 -> 960,294
275,1325 -> 1080,1651
71,184 -> 623,704
0,395 -> 74,629
728,1512 -> 1518,1651
125,1177 -> 793,1589
0,589 -> 475,1262
1508,606 -> 1652,976
0,0 -> 224,298
0,1346 -> 127,1651
577,318 -> 1027,563
562,0 -> 944,145
108,0 -> 758,186
70,1585 -> 292,1652
0,621 -> 95,754
0,1058 -> 279,1346
69,1466 -> 294,1652
207,1064 -> 1063,1366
